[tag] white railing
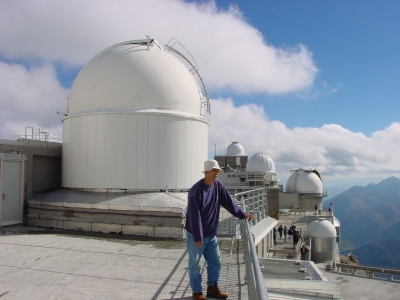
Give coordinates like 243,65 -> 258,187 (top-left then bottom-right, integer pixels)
217,187 -> 269,236
235,188 -> 269,300
12,126 -> 62,143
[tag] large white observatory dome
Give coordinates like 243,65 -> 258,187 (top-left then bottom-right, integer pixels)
67,39 -> 204,116
286,169 -> 322,194
62,38 -> 209,190
246,152 -> 275,173
226,141 -> 245,156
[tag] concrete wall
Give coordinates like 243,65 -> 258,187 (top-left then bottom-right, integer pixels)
27,202 -> 185,239
33,155 -> 62,193
0,139 -> 62,198
300,197 -> 323,211
279,192 -> 322,211
279,192 -> 299,209
214,155 -> 248,171
267,188 -> 280,218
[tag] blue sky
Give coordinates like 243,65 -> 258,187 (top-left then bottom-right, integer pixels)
213,0 -> 400,136
1,0 -> 400,189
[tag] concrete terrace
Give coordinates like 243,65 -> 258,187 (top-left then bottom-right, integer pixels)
0,226 -> 248,300
1,225 -> 400,299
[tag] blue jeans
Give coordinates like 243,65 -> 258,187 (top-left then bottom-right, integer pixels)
186,231 -> 221,293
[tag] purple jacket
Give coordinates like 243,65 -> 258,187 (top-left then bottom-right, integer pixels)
184,179 -> 246,242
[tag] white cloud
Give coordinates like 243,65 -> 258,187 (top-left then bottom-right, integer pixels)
0,61 -> 67,139
0,0 -> 317,95
1,0 -> 397,188
208,98 -> 400,185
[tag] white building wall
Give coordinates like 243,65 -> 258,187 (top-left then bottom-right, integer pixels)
62,112 -> 207,190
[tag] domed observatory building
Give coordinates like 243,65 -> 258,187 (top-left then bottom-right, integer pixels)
280,168 -> 325,211
215,143 -> 279,189
29,37 -> 210,239
63,38 -> 209,190
246,152 -> 278,187
215,141 -> 247,173
304,219 -> 337,263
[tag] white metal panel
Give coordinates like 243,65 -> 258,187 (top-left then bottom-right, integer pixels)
67,119 -> 81,187
104,114 -> 116,188
136,114 -> 148,188
147,115 -> 159,189
63,112 -> 208,190
86,114 -> 97,187
176,118 -> 186,189
198,122 -> 208,179
115,115 -> 127,188
125,115 -> 138,189
63,117 -> 82,187
187,119 -> 207,187
157,116 -> 169,189
95,114 -> 106,188
61,119 -> 73,186
78,116 -> 89,187
185,120 -> 194,186
167,118 -> 179,189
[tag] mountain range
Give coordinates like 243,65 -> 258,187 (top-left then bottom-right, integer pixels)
322,176 -> 400,269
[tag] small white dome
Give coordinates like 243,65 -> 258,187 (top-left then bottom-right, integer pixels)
305,219 -> 336,238
226,141 -> 245,156
67,40 -> 202,116
246,152 -> 275,172
286,169 -> 322,193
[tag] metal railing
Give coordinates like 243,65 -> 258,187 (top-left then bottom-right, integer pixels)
12,126 -> 63,143
232,187 -> 269,300
334,263 -> 400,281
241,218 -> 269,300
216,187 -> 269,299
218,187 -> 269,237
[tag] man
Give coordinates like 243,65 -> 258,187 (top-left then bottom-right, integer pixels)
278,224 -> 283,239
185,160 -> 254,300
300,244 -> 309,260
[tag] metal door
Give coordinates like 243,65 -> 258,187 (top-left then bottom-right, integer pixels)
1,160 -> 22,225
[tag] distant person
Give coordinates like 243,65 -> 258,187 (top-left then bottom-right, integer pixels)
300,245 -> 309,260
328,203 -> 332,212
293,230 -> 300,249
288,225 -> 295,245
185,160 -> 254,300
315,203 -> 318,212
278,224 -> 283,239
273,227 -> 277,245
283,225 -> 288,242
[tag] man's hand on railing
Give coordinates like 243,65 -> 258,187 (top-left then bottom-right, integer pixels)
245,214 -> 254,221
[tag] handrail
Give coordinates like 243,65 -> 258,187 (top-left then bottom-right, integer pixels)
234,188 -> 269,300
241,219 -> 269,300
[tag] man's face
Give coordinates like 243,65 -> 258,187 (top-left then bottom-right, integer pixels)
204,168 -> 220,182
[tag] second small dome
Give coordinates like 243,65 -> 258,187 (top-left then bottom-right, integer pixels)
226,141 -> 245,156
